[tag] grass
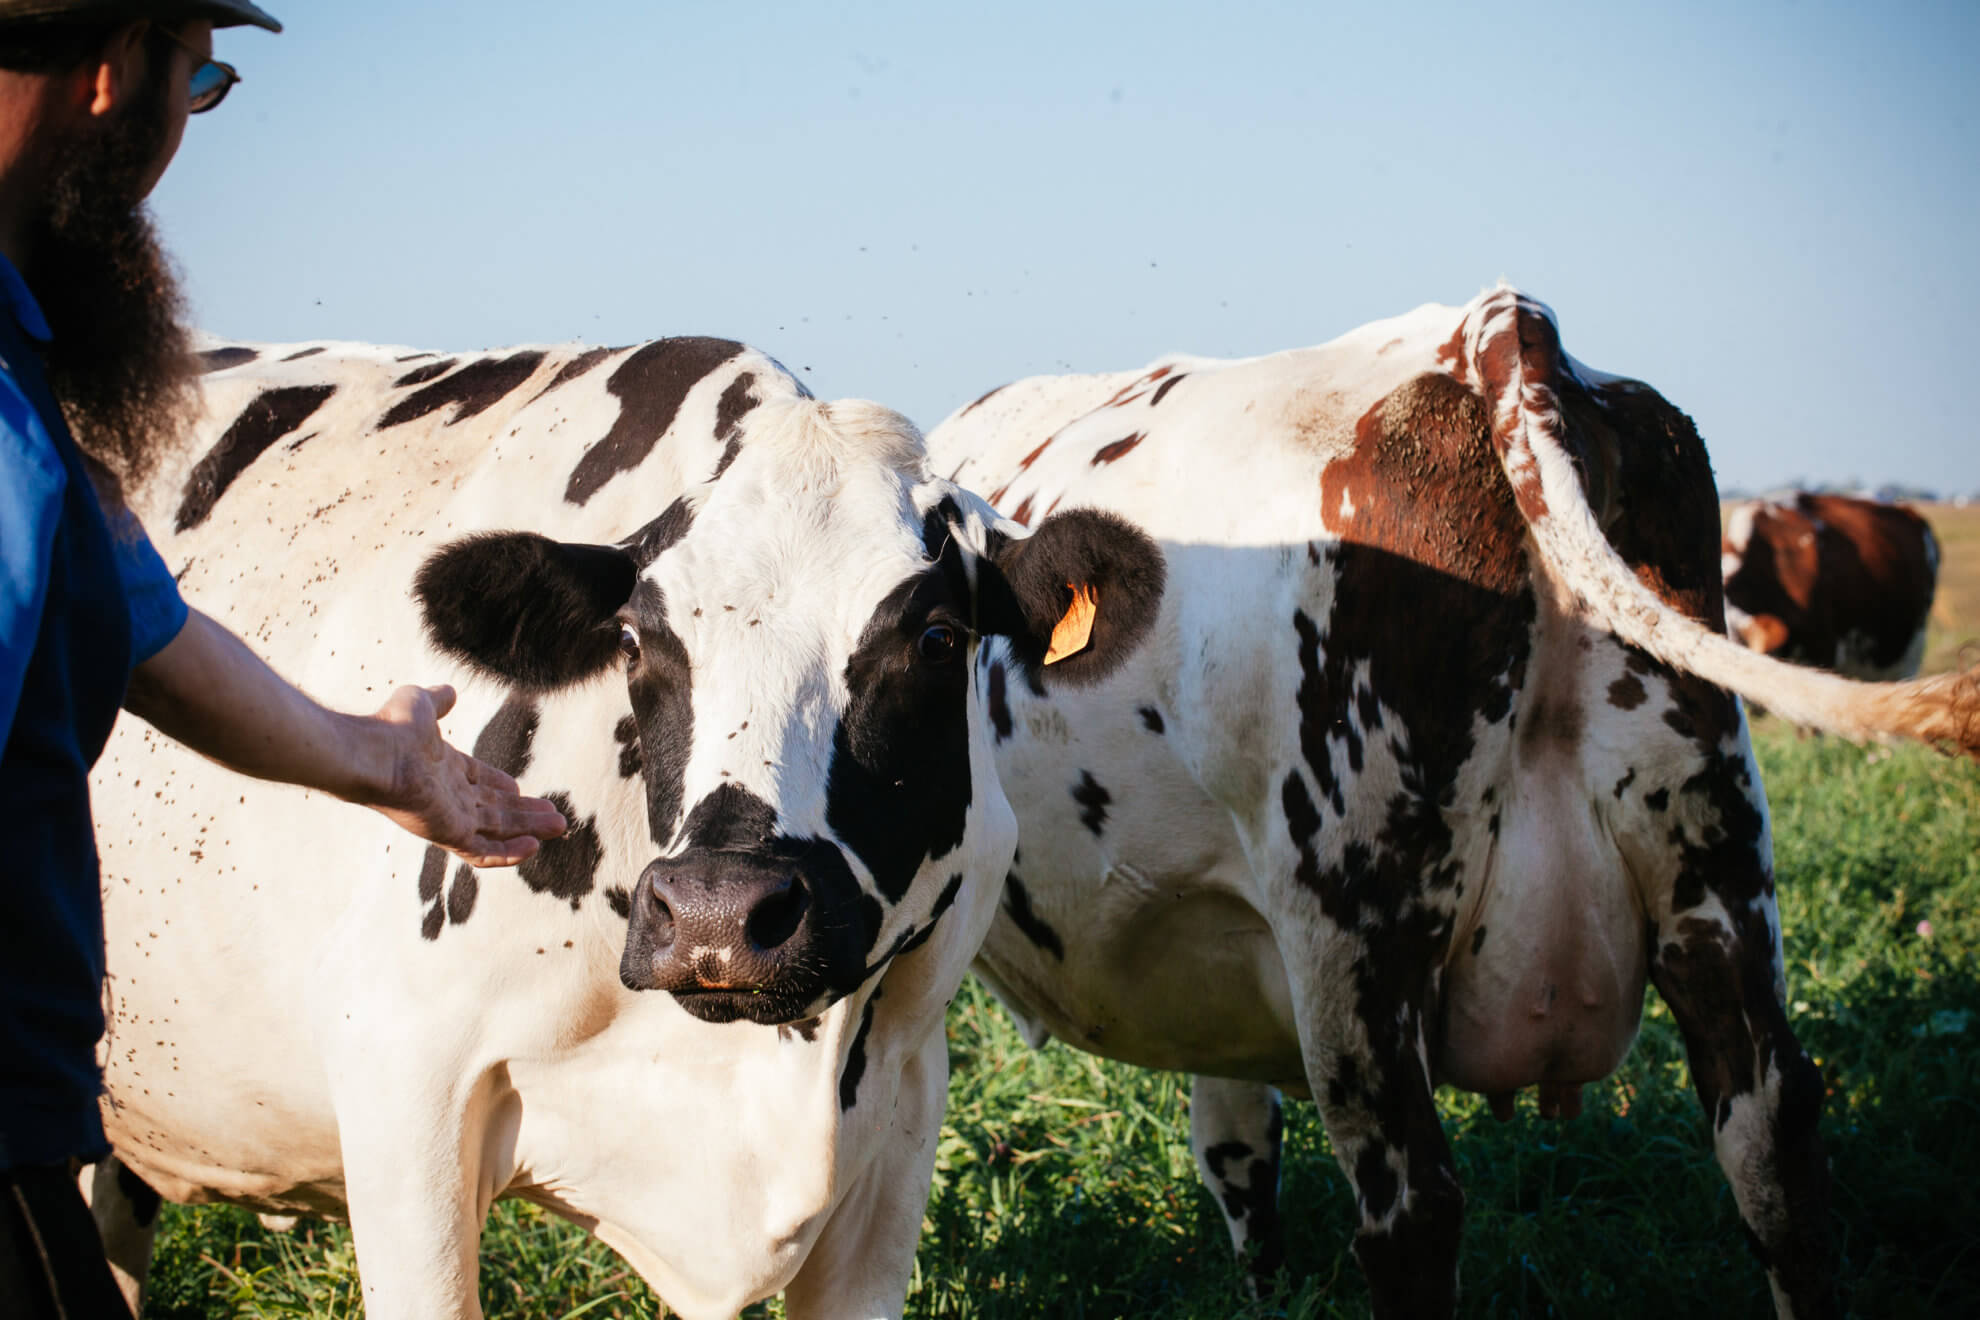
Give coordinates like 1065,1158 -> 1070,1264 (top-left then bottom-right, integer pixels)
138,726 -> 1980,1319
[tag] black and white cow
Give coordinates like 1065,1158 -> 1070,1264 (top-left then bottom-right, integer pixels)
928,287 -> 1978,1319
87,335 -> 1160,1319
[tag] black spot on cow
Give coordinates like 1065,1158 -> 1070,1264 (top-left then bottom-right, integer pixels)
623,581 -> 694,843
613,715 -> 640,779
1072,771 -> 1112,836
376,350 -> 546,430
418,844 -> 447,905
839,997 -> 877,1111
714,371 -> 759,446
471,695 -> 540,778
986,660 -> 1013,742
280,346 -> 324,361
420,899 -> 445,942
1645,787 -> 1670,812
197,346 -> 257,372
1138,705 -> 1165,733
564,338 -> 746,506
1614,767 -> 1637,799
175,384 -> 337,532
876,873 -> 966,966
605,885 -> 632,919
825,570 -> 973,904
1354,1143 -> 1401,1221
518,791 -> 601,909
1608,672 -> 1648,711
1471,925 -> 1487,955
114,1163 -> 162,1229
446,863 -> 478,925
394,352 -> 435,363
617,495 -> 695,570
392,357 -> 458,388
524,345 -> 618,406
1150,373 -> 1187,406
1002,875 -> 1065,960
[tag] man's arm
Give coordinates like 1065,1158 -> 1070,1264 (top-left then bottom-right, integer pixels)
124,609 -> 566,867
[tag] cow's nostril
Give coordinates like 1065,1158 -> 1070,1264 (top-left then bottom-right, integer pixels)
745,875 -> 810,952
643,878 -> 678,950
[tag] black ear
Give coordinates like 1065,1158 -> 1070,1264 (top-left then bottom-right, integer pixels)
415,532 -> 638,690
978,508 -> 1165,688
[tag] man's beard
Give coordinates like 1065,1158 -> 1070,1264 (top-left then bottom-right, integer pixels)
26,72 -> 197,507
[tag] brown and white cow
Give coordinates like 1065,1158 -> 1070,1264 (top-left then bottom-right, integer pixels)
1722,492 -> 1940,679
928,287 -> 1978,1319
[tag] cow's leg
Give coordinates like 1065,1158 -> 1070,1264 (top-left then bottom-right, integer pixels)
1651,880 -> 1836,1319
330,1061 -> 503,1320
81,1156 -> 160,1317
780,1031 -> 947,1320
1188,1075 -> 1285,1283
1277,950 -> 1459,1318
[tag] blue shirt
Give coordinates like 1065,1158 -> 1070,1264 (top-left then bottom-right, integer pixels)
1,251 -> 189,1168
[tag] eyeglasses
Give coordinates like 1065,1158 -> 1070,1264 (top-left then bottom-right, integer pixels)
153,26 -> 242,114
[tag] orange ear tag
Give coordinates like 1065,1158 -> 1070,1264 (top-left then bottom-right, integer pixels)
1044,583 -> 1098,665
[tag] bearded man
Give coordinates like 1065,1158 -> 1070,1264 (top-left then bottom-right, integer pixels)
0,6 -> 567,1314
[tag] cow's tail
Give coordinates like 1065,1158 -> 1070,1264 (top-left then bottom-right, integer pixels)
1460,286 -> 1980,758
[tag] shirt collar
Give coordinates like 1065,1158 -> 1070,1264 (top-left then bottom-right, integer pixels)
0,250 -> 53,344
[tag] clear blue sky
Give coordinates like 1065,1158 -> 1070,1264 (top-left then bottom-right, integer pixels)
156,0 -> 1979,495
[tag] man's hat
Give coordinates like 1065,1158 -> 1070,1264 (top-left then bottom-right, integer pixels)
0,1 -> 280,32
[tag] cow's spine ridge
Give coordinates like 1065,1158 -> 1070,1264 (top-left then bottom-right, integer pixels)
1465,287 -> 1979,758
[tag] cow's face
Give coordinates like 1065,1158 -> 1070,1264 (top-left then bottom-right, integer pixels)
415,397 -> 1163,1025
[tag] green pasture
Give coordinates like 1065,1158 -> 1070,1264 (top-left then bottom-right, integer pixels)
140,726 -> 1980,1318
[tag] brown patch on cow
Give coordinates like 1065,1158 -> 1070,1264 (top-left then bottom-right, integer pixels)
1563,378 -> 1724,630
1434,323 -> 1468,384
1010,493 -> 1036,527
959,382 -> 1008,416
989,435 -> 1057,505
1150,374 -> 1186,406
1608,673 -> 1647,710
1092,432 -> 1144,465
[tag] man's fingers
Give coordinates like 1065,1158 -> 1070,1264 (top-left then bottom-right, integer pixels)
457,835 -> 543,869
424,684 -> 458,720
466,755 -> 519,797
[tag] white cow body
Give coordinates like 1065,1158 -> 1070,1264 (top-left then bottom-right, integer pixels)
90,337 -> 1056,1319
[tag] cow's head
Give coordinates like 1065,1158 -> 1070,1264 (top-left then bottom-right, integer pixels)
414,395 -> 1162,1025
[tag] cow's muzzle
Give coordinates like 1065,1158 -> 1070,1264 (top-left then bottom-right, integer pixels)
618,846 -> 859,1024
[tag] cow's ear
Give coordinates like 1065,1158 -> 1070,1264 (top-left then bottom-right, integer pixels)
977,508 -> 1164,687
415,532 -> 638,690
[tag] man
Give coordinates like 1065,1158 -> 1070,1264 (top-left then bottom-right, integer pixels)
0,5 -> 567,1313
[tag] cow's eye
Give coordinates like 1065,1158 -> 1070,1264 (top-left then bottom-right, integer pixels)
618,623 -> 641,662
916,623 -> 960,664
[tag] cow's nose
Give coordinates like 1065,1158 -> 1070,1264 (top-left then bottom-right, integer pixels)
744,873 -> 809,953
633,859 -> 679,953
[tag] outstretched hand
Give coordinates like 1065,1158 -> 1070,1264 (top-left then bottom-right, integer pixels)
365,685 -> 567,867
